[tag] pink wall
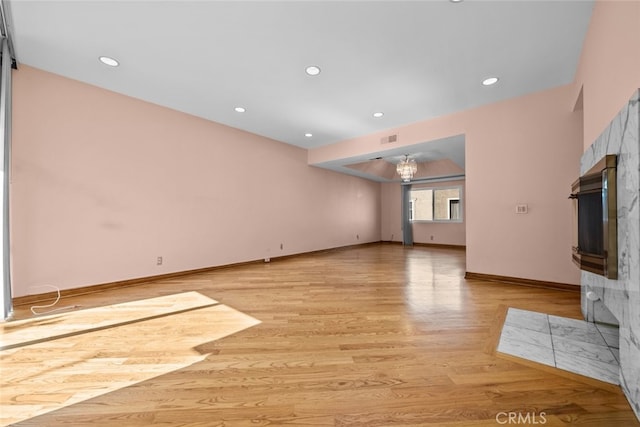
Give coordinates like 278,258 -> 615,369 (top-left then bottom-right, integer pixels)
573,0 -> 640,147
464,86 -> 582,284
11,66 -> 381,297
312,84 -> 583,285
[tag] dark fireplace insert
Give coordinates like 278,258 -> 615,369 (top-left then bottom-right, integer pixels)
570,154 -> 617,279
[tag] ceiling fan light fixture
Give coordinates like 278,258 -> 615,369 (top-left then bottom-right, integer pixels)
396,155 -> 418,182
99,56 -> 119,67
373,112 -> 384,118
234,106 -> 246,113
304,133 -> 313,138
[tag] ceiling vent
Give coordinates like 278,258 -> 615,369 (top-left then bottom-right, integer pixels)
380,134 -> 398,144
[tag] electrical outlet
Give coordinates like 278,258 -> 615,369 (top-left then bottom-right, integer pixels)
356,234 -> 359,240
430,235 -> 434,241
280,243 -> 283,250
157,256 -> 163,266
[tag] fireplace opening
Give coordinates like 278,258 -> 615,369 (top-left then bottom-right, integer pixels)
570,154 -> 617,279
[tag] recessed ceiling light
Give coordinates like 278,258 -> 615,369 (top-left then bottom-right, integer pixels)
482,77 -> 499,86
304,133 -> 313,138
305,65 -> 321,76
99,56 -> 119,67
450,0 -> 463,3
234,107 -> 246,113
373,112 -> 384,118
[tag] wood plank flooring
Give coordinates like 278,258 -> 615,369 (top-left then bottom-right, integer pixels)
3,244 -> 639,426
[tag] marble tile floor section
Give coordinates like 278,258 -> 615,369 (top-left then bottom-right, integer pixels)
497,307 -> 620,384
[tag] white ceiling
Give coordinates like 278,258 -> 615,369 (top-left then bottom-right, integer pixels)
6,0 -> 593,180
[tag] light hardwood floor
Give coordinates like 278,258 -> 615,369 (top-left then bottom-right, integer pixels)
3,244 -> 639,426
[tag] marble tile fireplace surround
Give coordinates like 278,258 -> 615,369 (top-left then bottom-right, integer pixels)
580,89 -> 639,420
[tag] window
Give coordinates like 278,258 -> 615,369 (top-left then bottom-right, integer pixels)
449,199 -> 460,220
409,186 -> 462,222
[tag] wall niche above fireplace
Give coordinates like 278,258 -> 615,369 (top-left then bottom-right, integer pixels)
570,154 -> 617,279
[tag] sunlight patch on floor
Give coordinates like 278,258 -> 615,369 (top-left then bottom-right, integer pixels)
1,291 -> 218,350
0,292 -> 261,425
